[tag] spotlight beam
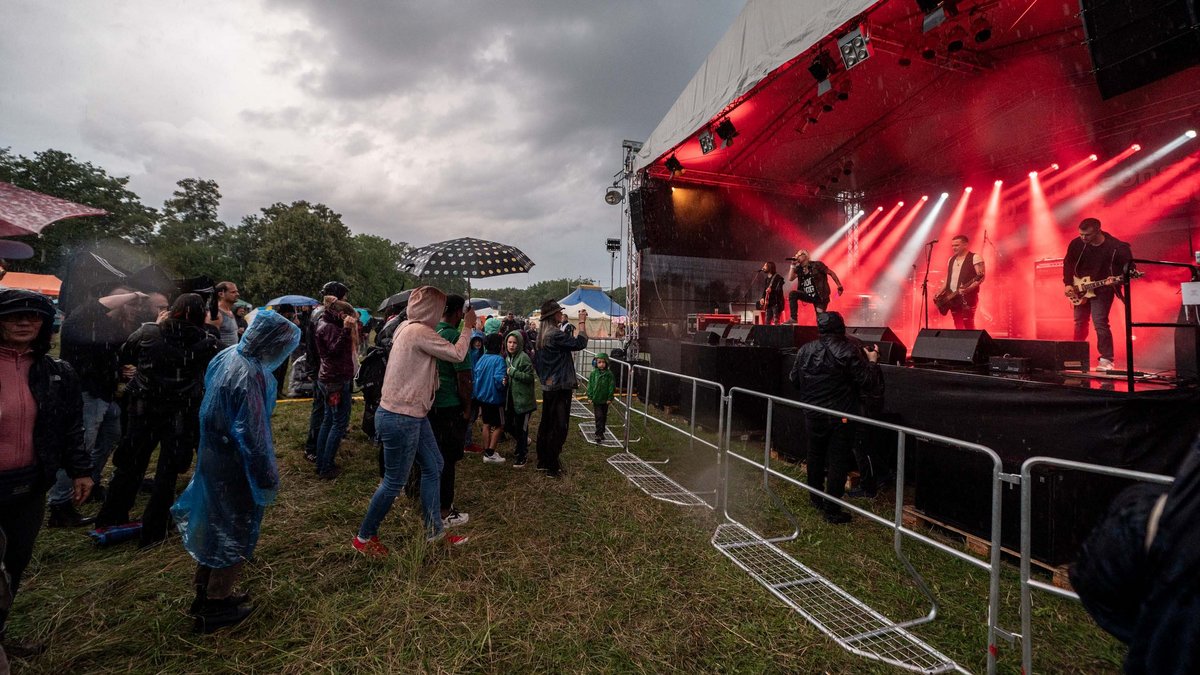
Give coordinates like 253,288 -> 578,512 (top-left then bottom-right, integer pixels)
873,193 -> 950,317
1055,133 -> 1197,221
812,210 -> 866,260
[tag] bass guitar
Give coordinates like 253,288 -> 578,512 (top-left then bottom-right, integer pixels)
1065,270 -> 1143,306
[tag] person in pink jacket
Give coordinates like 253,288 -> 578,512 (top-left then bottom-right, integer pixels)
352,287 -> 475,556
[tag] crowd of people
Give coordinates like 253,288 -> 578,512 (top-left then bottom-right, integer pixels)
0,276 -> 601,657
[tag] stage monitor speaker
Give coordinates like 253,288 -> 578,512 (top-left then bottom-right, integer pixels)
749,324 -> 819,349
692,328 -> 723,345
911,329 -> 995,365
993,338 -> 1090,372
725,325 -> 753,344
1080,0 -> 1200,99
847,326 -> 908,365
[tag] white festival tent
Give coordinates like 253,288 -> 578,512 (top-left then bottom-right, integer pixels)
557,284 -> 627,337
634,0 -> 875,171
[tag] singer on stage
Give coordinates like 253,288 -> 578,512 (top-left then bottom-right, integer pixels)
787,249 -> 843,322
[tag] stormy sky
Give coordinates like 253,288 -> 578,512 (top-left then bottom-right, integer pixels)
0,1 -> 745,289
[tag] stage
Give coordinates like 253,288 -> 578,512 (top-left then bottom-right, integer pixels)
637,338 -> 1199,563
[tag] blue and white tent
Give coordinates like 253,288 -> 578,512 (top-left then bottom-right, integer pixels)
557,285 -> 626,336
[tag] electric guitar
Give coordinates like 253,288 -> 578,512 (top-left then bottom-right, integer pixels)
1065,270 -> 1143,306
934,286 -> 976,315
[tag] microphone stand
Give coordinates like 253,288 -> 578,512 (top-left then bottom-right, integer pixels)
742,269 -> 762,324
921,241 -> 936,330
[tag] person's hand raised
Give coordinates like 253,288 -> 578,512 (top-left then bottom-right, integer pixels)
463,307 -> 477,329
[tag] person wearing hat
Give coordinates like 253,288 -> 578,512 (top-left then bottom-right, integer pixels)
787,311 -> 880,524
0,289 -> 90,658
534,299 -> 589,477
586,352 -> 616,444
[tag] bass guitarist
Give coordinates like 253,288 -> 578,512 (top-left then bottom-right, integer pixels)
936,235 -> 985,330
1062,217 -> 1133,372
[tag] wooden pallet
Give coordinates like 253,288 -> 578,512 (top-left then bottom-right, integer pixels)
902,506 -> 1072,590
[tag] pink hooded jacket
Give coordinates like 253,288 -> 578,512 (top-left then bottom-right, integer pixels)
379,286 -> 471,418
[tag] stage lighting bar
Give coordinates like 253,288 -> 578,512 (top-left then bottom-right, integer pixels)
665,154 -> 683,177
715,118 -> 738,148
698,129 -> 716,155
837,25 -> 873,70
919,0 -> 958,33
812,209 -> 866,260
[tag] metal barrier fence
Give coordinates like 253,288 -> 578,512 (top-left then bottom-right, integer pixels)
722,386 -> 1005,674
1018,457 -> 1174,674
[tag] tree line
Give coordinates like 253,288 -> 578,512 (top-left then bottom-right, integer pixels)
1,147 -> 624,315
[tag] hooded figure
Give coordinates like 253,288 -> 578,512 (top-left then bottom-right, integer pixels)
171,310 -> 300,569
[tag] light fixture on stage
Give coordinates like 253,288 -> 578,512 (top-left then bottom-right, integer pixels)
842,161 -> 853,176
972,16 -> 992,43
715,118 -> 738,148
965,186 -> 973,193
1188,130 -> 1198,138
918,0 -> 958,33
922,45 -> 937,60
837,25 -> 873,70
995,180 -> 1003,186
665,154 -> 683,178
921,195 -> 929,201
1051,163 -> 1060,171
698,128 -> 715,155
822,100 -> 835,113
899,55 -> 912,67
836,80 -> 851,101
946,25 -> 967,52
1029,171 -> 1038,178
604,184 -> 625,205
1090,154 -> 1099,161
808,51 -> 836,96
941,192 -> 950,198
1132,144 -> 1142,152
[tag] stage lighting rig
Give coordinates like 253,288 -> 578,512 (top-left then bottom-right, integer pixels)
604,183 -> 625,205
698,128 -> 716,155
664,154 -> 684,178
945,25 -> 967,53
715,118 -> 738,148
972,16 -> 992,43
837,25 -> 873,70
808,51 -> 837,96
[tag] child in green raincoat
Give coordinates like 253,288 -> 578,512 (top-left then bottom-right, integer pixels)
586,353 -> 615,443
504,330 -> 536,467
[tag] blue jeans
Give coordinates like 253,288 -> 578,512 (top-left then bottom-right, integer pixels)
1073,286 -> 1116,361
48,394 -> 121,505
315,381 -> 352,475
358,409 -> 444,540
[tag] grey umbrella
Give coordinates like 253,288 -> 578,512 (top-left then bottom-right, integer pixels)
400,237 -> 534,297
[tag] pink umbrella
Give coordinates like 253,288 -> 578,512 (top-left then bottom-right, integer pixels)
0,181 -> 108,237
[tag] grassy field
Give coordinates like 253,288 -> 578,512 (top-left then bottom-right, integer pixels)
12,393 -> 1124,674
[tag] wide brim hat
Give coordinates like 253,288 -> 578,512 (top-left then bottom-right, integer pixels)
540,299 -> 563,316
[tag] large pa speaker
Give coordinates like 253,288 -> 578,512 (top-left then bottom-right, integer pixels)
911,329 -> 995,365
993,338 -> 1090,372
749,325 -> 819,349
725,325 -> 753,344
629,187 -> 649,249
1080,0 -> 1200,99
692,327 -> 725,345
847,326 -> 908,365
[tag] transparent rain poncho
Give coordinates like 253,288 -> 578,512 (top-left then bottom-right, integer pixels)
171,310 -> 300,568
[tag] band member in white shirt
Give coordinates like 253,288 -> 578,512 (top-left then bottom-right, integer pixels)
939,235 -> 985,330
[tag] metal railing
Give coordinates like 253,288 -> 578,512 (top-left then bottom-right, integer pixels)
1018,457 -> 1173,674
721,387 -> 1006,674
1121,258 -> 1200,389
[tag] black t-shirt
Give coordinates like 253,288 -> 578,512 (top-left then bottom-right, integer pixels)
1063,234 -> 1133,286
794,261 -> 832,303
59,300 -> 134,400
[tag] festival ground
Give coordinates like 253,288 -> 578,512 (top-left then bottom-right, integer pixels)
15,396 -> 1122,674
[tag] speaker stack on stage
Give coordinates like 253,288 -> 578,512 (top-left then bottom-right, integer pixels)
847,326 -> 908,365
911,329 -> 996,365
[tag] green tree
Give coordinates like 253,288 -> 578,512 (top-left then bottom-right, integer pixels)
242,201 -> 353,304
345,234 -> 416,311
0,147 -> 157,273
150,178 -> 238,281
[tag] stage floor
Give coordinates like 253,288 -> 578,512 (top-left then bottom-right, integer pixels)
909,363 -> 1185,394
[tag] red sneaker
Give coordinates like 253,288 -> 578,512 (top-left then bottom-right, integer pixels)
427,532 -> 470,546
351,535 -> 389,558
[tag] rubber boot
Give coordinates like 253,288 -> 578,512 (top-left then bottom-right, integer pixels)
193,597 -> 253,634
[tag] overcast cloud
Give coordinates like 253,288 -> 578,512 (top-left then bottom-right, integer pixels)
0,0 -> 745,289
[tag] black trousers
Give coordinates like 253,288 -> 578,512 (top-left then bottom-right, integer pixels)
0,491 -> 45,636
593,403 -> 609,438
805,414 -> 855,511
429,405 -> 467,511
97,397 -> 199,545
505,405 -> 531,462
305,390 -> 325,454
536,389 -> 573,473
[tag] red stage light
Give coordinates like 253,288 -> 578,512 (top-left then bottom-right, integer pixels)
1090,154 -> 1099,161
1187,130 -> 1198,139
1132,144 -> 1141,151
921,195 -> 929,201
941,192 -> 949,198
994,180 -> 1003,186
1028,171 -> 1038,178
1051,163 -> 1060,171
965,187 -> 973,193
898,201 -> 905,206
876,206 -> 884,211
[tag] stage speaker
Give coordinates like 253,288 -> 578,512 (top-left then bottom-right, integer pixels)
1080,0 -> 1200,100
749,325 -> 819,349
847,326 -> 908,365
726,325 -> 753,344
1034,258 -> 1074,340
911,329 -> 996,365
629,187 -> 648,249
1176,307 -> 1200,383
692,327 -> 724,345
993,338 -> 1090,372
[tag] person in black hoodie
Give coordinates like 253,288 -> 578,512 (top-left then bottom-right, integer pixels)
788,311 -> 881,523
0,289 -> 88,659
94,294 -> 223,547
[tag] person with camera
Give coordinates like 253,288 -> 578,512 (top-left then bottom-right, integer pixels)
534,301 -> 589,477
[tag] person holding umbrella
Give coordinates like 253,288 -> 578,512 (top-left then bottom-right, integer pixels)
534,300 -> 589,477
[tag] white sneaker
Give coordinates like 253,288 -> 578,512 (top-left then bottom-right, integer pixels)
443,508 -> 469,528
1096,358 -> 1115,372
483,451 -> 506,464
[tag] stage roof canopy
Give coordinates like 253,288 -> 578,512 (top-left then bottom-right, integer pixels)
636,0 -> 1200,202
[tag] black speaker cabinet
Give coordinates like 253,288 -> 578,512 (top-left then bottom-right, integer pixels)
725,325 -> 753,344
1080,0 -> 1200,99
993,338 -> 1090,372
1175,307 -> 1200,383
749,324 -> 819,349
911,329 -> 995,365
692,327 -> 725,345
847,326 -> 908,365
641,338 -> 681,407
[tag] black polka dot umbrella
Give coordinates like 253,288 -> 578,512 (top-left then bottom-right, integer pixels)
400,237 -> 535,293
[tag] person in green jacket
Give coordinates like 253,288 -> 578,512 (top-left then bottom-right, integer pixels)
504,330 -> 537,467
586,353 -> 616,444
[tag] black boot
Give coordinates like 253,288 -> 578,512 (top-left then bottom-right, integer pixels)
47,502 -> 94,528
193,597 -> 253,634
1,636 -> 47,659
189,587 -> 251,616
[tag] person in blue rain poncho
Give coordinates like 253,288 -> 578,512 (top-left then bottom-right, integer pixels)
171,309 -> 300,634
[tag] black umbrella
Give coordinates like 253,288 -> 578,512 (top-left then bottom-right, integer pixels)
400,237 -> 534,296
378,289 -> 412,312
470,298 -> 500,310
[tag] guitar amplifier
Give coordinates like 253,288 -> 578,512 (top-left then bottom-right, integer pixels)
989,356 -> 1032,375
697,313 -> 739,332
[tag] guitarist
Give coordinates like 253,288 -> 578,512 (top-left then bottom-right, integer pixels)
938,235 -> 985,330
1062,218 -> 1133,372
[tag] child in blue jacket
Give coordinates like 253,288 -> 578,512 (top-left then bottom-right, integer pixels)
473,333 -> 508,463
